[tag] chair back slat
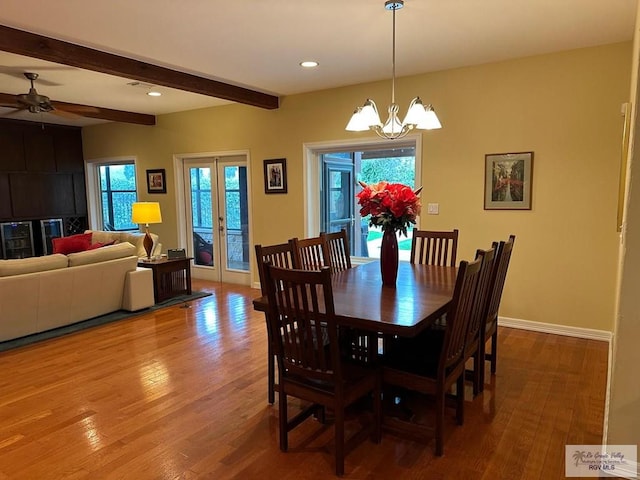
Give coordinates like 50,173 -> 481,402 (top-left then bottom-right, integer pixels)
410,229 -> 459,267
290,236 -> 331,271
441,258 -> 482,372
466,247 -> 496,348
485,235 -> 516,327
321,229 -> 352,273
264,265 -> 341,385
255,243 -> 295,295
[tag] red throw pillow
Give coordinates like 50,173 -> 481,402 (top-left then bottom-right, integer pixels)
52,233 -> 93,255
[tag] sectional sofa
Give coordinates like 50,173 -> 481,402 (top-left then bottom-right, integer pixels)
0,241 -> 155,343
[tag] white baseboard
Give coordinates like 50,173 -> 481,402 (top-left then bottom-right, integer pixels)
499,316 -> 612,342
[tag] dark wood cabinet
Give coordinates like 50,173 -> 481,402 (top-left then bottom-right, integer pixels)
0,128 -> 26,171
24,130 -> 56,172
0,119 -> 87,239
55,129 -> 84,172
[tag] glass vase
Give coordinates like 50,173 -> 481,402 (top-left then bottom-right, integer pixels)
380,228 -> 399,287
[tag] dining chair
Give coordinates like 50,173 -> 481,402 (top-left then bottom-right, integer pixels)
254,242 -> 296,404
382,257 -> 482,456
479,234 -> 516,392
410,229 -> 459,267
289,235 -> 332,271
320,229 -> 352,273
463,246 -> 496,397
263,264 -> 381,476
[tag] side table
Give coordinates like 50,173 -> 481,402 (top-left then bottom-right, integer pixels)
138,257 -> 193,303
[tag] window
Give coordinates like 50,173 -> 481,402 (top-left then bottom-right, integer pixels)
86,159 -> 138,231
305,135 -> 421,261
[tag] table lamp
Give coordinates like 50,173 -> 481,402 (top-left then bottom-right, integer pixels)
132,202 -> 162,259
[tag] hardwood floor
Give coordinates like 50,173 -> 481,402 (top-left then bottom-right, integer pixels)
0,280 -> 608,479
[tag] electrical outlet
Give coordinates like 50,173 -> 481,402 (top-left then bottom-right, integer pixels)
427,203 -> 439,215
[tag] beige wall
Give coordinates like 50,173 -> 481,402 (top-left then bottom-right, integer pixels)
82,42 -> 631,332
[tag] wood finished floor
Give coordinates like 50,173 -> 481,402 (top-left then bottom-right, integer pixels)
0,280 -> 608,479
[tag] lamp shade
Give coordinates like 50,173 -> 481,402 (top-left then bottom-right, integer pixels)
132,202 -> 162,225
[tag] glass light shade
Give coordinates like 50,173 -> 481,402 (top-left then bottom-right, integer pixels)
360,100 -> 382,127
416,106 -> 442,130
403,97 -> 429,126
132,202 -> 163,225
382,115 -> 404,135
345,108 -> 370,131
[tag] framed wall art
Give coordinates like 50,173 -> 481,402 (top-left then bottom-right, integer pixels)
263,158 -> 287,194
146,169 -> 166,194
484,152 -> 533,210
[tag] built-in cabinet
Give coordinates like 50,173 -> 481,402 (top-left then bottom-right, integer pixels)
0,119 -> 87,258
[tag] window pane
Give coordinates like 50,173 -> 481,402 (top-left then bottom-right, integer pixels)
97,162 -> 138,231
226,192 -> 240,229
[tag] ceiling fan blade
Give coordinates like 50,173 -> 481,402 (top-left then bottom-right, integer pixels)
0,92 -> 20,108
0,92 -> 155,125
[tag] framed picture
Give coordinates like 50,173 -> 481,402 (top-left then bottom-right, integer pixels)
146,169 -> 166,194
484,151 -> 533,210
263,158 -> 287,194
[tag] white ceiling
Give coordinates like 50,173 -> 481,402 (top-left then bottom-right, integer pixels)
0,0 -> 637,126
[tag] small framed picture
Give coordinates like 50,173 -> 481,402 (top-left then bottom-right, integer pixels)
263,158 -> 287,194
146,169 -> 166,194
484,152 -> 533,210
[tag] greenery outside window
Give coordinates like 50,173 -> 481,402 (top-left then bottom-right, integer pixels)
98,163 -> 138,231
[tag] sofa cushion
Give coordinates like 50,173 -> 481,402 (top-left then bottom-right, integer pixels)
67,242 -> 137,267
52,233 -> 93,255
86,230 -> 160,258
88,240 -> 116,250
0,254 -> 68,277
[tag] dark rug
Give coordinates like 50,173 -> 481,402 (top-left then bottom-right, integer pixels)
0,291 -> 212,353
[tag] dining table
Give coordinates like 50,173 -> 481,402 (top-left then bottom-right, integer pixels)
252,260 -> 457,339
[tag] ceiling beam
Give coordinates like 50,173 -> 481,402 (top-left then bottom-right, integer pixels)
0,24 -> 279,110
0,92 -> 156,125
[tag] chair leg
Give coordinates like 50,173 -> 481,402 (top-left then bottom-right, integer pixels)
334,405 -> 345,476
435,391 -> 445,456
372,380 -> 382,443
279,392 -> 288,452
472,352 -> 481,397
456,374 -> 465,425
490,331 -> 498,374
478,341 -> 487,393
267,343 -> 275,404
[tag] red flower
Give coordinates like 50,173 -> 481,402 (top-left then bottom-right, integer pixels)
356,181 -> 422,236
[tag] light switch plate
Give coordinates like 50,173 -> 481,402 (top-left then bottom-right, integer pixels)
427,203 -> 439,215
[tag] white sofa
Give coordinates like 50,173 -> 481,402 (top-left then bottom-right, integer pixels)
0,242 -> 155,343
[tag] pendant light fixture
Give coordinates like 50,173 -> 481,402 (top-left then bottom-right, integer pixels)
346,0 -> 442,140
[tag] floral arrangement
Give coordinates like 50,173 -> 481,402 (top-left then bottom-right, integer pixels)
356,181 -> 422,236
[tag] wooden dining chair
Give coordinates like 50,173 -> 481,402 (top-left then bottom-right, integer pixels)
463,246 -> 496,397
410,229 -> 459,267
289,235 -> 332,271
263,264 -> 381,476
479,234 -> 516,392
321,229 -> 352,273
254,242 -> 296,404
382,257 -> 482,456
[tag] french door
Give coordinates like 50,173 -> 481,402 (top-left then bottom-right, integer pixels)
183,155 -> 250,284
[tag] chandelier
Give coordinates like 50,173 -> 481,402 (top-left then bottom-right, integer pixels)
346,0 -> 442,140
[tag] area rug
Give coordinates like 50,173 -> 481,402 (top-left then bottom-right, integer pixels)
0,290 -> 212,353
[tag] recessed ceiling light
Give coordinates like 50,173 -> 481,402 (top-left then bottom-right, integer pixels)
147,90 -> 162,97
300,61 -> 319,68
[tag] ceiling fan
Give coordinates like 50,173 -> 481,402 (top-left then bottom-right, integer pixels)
16,72 -> 54,113
0,72 -> 155,125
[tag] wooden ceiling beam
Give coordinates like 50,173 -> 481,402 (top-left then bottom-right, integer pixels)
0,24 -> 279,110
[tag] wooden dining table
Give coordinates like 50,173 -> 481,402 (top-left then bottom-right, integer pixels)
252,260 -> 457,339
